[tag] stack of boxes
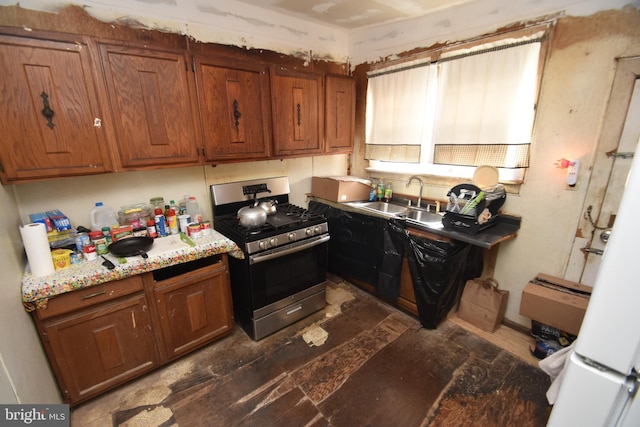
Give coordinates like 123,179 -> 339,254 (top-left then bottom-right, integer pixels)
520,273 -> 592,358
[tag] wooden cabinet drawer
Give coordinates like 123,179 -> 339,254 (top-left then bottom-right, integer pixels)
36,275 -> 144,320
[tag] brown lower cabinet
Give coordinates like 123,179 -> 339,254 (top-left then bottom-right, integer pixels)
152,259 -> 234,360
31,254 -> 233,406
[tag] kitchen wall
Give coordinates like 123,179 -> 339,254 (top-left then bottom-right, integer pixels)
13,157 -> 348,228
0,184 -> 60,403
1,0 -> 639,404
350,7 -> 640,328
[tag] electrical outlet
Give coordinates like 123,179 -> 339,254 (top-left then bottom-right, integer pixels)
566,159 -> 579,188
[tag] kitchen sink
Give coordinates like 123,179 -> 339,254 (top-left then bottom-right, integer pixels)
346,201 -> 444,229
348,201 -> 410,216
405,208 -> 444,229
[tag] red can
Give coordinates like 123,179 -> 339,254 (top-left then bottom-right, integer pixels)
82,241 -> 97,261
200,220 -> 212,236
187,223 -> 201,238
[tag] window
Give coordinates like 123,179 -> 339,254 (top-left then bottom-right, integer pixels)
365,29 -> 548,184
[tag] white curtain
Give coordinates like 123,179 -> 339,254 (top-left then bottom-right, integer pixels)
365,63 -> 438,162
432,41 -> 540,167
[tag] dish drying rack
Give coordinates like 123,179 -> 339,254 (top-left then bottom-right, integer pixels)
442,183 -> 506,234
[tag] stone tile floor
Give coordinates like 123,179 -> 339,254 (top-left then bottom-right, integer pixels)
70,275 -> 552,426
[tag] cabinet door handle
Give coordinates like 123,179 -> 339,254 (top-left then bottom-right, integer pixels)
296,103 -> 301,127
80,290 -> 106,300
40,91 -> 55,129
233,99 -> 241,130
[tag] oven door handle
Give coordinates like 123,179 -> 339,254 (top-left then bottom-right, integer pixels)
249,234 -> 330,265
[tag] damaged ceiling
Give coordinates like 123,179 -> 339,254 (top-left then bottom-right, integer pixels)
236,0 -> 477,30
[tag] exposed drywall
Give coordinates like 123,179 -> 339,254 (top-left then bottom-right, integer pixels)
0,0 -> 350,63
348,0 -> 640,65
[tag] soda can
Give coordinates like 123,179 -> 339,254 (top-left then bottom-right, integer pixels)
155,214 -> 167,237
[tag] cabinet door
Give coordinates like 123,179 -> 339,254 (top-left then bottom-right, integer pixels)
98,43 -> 201,168
325,75 -> 355,153
0,34 -> 113,183
195,57 -> 271,161
154,261 -> 233,360
42,293 -> 158,405
271,69 -> 324,156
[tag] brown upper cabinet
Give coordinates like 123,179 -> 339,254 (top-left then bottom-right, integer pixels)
0,23 -> 354,183
271,68 -> 324,157
0,32 -> 114,183
97,41 -> 202,169
325,74 -> 356,154
193,56 -> 271,162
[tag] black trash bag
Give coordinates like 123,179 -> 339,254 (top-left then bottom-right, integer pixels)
310,201 -> 386,285
376,220 -> 407,300
404,231 -> 483,329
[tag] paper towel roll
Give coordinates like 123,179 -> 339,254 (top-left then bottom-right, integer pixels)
20,223 -> 55,277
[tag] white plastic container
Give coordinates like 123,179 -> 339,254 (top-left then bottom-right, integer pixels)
90,202 -> 119,231
185,196 -> 203,223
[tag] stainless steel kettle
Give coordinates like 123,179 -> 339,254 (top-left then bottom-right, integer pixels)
258,199 -> 277,215
237,192 -> 267,228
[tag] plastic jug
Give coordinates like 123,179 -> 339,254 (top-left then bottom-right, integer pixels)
185,196 -> 203,223
90,202 -> 119,231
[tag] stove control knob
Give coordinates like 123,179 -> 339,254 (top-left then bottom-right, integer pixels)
288,232 -> 296,241
306,228 -> 314,237
259,241 -> 268,250
269,237 -> 278,247
314,226 -> 322,235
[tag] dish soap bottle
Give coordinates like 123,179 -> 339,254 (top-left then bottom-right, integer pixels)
376,177 -> 385,201
383,179 -> 393,202
369,183 -> 377,202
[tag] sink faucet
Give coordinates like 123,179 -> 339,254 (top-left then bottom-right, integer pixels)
406,176 -> 424,208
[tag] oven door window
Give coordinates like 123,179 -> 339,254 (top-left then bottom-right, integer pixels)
250,241 -> 328,309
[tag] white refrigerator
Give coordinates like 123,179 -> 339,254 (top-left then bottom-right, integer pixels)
547,142 -> 640,426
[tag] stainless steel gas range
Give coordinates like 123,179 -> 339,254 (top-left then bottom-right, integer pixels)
210,177 -> 329,340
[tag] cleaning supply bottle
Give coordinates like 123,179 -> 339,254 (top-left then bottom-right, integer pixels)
166,208 -> 178,235
186,196 -> 203,223
369,183 -> 377,202
383,179 -> 393,202
90,202 -> 119,231
376,177 -> 385,201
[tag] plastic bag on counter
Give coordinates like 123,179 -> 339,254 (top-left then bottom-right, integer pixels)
403,229 -> 483,329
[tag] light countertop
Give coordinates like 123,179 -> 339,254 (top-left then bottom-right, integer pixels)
22,231 -> 242,311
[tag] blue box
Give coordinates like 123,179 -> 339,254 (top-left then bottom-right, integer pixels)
29,212 -> 54,232
45,210 -> 72,232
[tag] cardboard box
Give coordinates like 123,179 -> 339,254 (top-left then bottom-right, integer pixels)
46,210 -> 72,232
29,212 -> 54,232
312,176 -> 372,203
519,273 -> 592,336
